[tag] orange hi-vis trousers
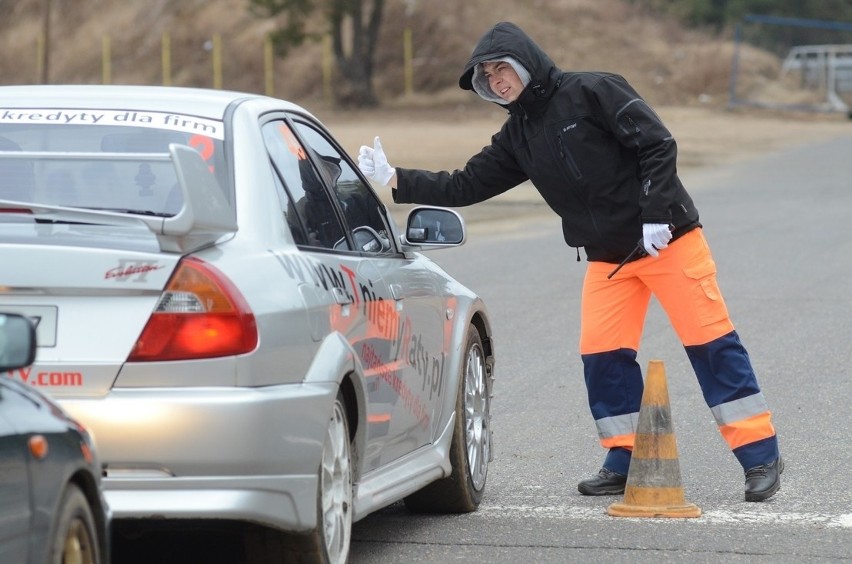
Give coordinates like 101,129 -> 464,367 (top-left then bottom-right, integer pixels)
579,228 -> 779,473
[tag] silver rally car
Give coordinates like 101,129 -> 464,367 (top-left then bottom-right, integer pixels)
0,85 -> 495,563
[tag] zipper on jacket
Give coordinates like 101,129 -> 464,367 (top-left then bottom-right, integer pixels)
556,133 -> 582,180
552,128 -> 601,244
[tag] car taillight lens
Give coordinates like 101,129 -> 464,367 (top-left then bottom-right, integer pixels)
128,257 -> 258,361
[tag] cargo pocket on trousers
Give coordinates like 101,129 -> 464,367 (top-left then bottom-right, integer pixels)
683,258 -> 730,326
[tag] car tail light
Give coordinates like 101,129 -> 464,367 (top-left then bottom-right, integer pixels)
128,257 -> 258,361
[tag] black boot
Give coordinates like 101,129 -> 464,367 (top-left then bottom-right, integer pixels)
577,467 -> 627,495
744,457 -> 784,502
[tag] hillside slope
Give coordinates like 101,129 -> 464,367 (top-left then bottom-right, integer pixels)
1,0 -> 744,110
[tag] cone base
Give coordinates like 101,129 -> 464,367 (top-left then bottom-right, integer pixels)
607,501 -> 701,518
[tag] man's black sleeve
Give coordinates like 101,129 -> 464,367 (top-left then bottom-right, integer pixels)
393,128 -> 529,207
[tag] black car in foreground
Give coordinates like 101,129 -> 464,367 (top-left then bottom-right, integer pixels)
0,312 -> 110,564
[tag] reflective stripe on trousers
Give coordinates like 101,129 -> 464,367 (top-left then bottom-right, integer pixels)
580,228 -> 779,472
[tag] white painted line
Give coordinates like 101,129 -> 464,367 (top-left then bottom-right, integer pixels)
476,500 -> 852,529
479,503 -> 607,521
702,508 -> 852,529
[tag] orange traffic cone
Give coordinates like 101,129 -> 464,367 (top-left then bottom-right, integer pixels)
607,359 -> 701,518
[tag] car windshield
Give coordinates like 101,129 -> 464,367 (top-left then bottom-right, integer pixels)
0,111 -> 227,217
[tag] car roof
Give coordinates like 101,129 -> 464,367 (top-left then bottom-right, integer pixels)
0,84 -> 309,120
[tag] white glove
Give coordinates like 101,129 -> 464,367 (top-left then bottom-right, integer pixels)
642,223 -> 672,257
358,136 -> 396,185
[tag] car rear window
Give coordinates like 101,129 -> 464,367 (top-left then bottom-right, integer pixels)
0,110 -> 226,216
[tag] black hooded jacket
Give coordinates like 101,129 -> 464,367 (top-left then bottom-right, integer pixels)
392,22 -> 701,263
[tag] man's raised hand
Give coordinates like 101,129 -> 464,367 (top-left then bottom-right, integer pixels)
358,136 -> 396,185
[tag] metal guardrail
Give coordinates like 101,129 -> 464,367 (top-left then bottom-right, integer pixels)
779,44 -> 852,111
730,15 -> 852,114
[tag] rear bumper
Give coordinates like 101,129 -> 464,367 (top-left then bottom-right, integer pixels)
103,476 -> 316,532
60,382 -> 338,532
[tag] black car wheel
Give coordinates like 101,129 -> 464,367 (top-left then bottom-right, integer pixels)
404,325 -> 491,512
49,483 -> 100,564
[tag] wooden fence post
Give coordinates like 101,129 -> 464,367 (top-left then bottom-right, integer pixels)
162,32 -> 172,86
102,35 -> 111,84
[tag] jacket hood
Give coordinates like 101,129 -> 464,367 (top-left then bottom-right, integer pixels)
471,56 -> 531,103
459,22 -> 560,102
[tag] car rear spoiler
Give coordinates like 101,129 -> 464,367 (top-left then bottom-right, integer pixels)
0,144 -> 237,253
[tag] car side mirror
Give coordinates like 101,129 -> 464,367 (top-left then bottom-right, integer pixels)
404,207 -> 466,247
0,313 -> 36,371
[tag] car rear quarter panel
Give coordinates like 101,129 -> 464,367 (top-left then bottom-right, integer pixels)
113,243 -> 321,389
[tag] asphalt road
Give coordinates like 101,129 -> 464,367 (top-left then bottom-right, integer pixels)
349,134 -> 852,563
111,135 -> 852,563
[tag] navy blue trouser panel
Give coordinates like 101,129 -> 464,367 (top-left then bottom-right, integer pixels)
684,330 -> 761,407
582,347 -> 644,420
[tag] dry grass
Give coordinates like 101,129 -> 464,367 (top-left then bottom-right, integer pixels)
0,0 -> 782,110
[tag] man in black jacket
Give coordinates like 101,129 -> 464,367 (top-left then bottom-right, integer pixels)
358,21 -> 783,501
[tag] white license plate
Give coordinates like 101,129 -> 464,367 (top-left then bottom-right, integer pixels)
0,305 -> 57,347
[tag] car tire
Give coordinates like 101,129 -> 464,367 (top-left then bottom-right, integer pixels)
249,391 -> 353,564
315,391 -> 353,563
48,483 -> 101,564
404,325 -> 491,513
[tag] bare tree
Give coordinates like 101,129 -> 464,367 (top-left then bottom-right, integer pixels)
250,0 -> 386,107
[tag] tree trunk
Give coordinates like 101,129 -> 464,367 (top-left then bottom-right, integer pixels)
329,0 -> 384,107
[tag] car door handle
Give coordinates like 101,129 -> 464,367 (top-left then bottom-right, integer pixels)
389,283 -> 403,301
332,287 -> 352,305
